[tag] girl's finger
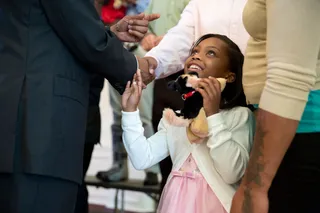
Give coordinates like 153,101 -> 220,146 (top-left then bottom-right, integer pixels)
196,87 -> 209,100
132,81 -> 138,94
205,78 -> 217,94
125,81 -> 131,89
203,78 -> 218,98
198,81 -> 213,99
209,77 -> 221,92
136,69 -> 142,84
136,70 -> 142,95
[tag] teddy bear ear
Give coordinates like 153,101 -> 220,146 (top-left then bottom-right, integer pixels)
216,78 -> 227,92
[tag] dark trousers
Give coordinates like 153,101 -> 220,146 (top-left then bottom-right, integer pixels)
152,71 -> 184,194
0,173 -> 78,213
268,132 -> 320,213
74,142 -> 95,213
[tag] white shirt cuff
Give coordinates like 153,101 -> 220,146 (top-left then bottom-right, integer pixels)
121,110 -> 141,126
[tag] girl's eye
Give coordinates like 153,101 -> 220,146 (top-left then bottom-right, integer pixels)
207,50 -> 216,56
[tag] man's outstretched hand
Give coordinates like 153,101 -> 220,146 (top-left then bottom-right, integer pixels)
137,57 -> 158,88
110,13 -> 160,42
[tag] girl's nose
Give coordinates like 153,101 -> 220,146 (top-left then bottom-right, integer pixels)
192,55 -> 201,61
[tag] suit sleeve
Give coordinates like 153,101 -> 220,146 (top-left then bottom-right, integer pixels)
40,0 -> 137,94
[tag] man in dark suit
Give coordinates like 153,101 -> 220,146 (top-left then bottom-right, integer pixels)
0,0 -> 158,212
74,75 -> 105,213
73,2 -> 105,213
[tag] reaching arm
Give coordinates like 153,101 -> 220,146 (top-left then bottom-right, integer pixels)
145,0 -> 196,78
242,0 -> 320,192
121,111 -> 169,170
41,0 -> 137,94
207,107 -> 255,184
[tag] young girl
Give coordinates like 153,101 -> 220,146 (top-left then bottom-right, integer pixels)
120,34 -> 255,213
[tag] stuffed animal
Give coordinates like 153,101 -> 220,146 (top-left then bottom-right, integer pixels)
163,72 -> 226,143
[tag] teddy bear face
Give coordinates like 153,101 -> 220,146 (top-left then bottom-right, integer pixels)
167,71 -> 226,96
167,72 -> 199,95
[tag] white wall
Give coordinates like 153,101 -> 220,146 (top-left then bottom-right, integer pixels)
87,80 -> 156,212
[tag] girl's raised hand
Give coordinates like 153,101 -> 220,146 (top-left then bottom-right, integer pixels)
196,77 -> 221,117
121,69 -> 143,112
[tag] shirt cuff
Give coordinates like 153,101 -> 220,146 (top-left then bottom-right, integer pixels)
121,110 -> 141,126
259,89 -> 307,121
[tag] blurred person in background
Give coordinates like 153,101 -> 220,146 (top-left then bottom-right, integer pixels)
97,0 -> 159,186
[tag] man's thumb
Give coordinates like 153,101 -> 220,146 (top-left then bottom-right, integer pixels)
146,58 -> 156,75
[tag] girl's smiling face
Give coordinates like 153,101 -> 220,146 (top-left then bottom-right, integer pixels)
184,37 -> 234,80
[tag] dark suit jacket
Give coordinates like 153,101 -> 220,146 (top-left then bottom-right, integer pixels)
86,74 -> 104,145
0,0 -> 137,184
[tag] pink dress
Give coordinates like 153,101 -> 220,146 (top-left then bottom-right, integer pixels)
157,155 -> 227,213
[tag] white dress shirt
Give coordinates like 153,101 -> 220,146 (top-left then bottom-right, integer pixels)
146,0 -> 249,78
121,107 -> 255,212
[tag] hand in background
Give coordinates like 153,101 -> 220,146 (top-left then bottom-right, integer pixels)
141,34 -> 163,51
141,33 -> 157,51
196,77 -> 221,117
111,13 -> 160,42
137,56 -> 157,87
154,35 -> 163,46
122,70 -> 143,112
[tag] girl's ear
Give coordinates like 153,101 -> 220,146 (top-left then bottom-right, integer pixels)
225,72 -> 236,83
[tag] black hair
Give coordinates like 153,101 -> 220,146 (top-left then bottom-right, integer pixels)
191,33 -> 252,110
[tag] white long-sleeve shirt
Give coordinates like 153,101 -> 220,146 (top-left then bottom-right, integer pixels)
146,0 -> 249,78
122,107 -> 255,212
